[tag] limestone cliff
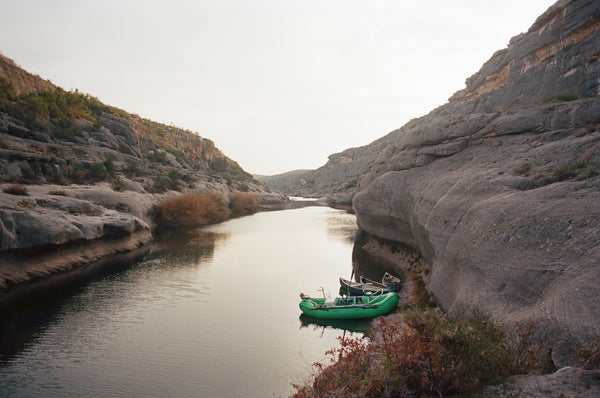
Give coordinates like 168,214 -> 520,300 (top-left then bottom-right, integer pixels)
352,0 -> 600,366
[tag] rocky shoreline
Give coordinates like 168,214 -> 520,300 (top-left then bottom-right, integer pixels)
0,181 -> 286,306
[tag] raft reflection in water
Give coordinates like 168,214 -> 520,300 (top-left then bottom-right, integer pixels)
299,313 -> 372,335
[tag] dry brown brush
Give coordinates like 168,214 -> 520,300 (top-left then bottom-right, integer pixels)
229,192 -> 260,218
292,308 -> 550,398
154,192 -> 229,226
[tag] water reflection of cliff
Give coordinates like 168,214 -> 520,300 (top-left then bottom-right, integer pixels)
326,213 -> 358,245
351,230 -> 399,283
285,197 -> 328,209
153,227 -> 229,267
0,227 -> 226,364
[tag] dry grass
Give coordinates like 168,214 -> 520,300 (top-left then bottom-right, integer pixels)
577,338 -> 600,368
292,309 -> 550,398
514,162 -> 532,176
155,192 -> 229,226
230,192 -> 260,218
3,183 -> 28,195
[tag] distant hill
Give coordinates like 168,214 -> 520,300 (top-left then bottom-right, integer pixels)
255,146 -> 369,198
254,169 -> 314,194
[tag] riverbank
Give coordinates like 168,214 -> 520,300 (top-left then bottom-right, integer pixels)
341,231 -> 600,397
0,182 -> 287,305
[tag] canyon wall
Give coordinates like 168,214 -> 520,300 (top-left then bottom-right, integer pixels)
353,0 -> 600,365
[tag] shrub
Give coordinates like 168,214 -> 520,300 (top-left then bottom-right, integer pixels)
514,162 -> 531,176
47,190 -> 67,196
70,162 -> 87,184
54,118 -> 77,140
541,94 -> 583,104
87,162 -> 108,181
577,338 -> 600,368
152,176 -> 170,193
535,152 -> 599,186
111,178 -> 124,192
155,192 -> 229,226
230,192 -> 259,217
147,150 -> 169,164
124,161 -> 141,177
103,154 -> 116,176
3,184 -> 28,195
24,93 -> 48,117
168,168 -> 181,188
0,77 -> 18,101
345,179 -> 358,189
409,272 -> 436,309
293,309 -> 549,398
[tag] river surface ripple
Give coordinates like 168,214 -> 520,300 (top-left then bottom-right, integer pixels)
0,206 -> 374,397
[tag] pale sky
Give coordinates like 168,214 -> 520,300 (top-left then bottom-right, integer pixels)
0,0 -> 557,175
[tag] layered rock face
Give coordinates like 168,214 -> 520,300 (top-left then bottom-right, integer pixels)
0,184 -> 153,290
353,0 -> 600,365
0,56 -> 286,293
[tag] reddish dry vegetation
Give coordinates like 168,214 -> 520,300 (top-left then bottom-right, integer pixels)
292,309 -> 551,398
2,183 -> 28,195
155,192 -> 229,226
155,192 -> 260,226
229,192 -> 260,218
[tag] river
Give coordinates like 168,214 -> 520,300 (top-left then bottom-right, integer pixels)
0,206 -> 384,397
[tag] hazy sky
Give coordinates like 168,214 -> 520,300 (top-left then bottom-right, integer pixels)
0,0 -> 556,175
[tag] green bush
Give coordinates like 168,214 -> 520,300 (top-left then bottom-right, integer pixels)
168,168 -> 181,188
124,161 -> 140,177
541,94 -> 583,104
103,154 -> 116,176
345,179 -> 358,189
0,83 -> 118,124
88,162 -> 107,181
54,118 -> 76,140
0,77 -> 18,101
538,154 -> 597,185
25,93 -> 49,117
152,176 -> 170,193
147,151 -> 169,164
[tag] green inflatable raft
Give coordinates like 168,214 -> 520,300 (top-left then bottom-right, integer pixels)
299,292 -> 399,319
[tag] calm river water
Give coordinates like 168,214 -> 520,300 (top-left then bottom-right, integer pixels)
0,206 -> 381,397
